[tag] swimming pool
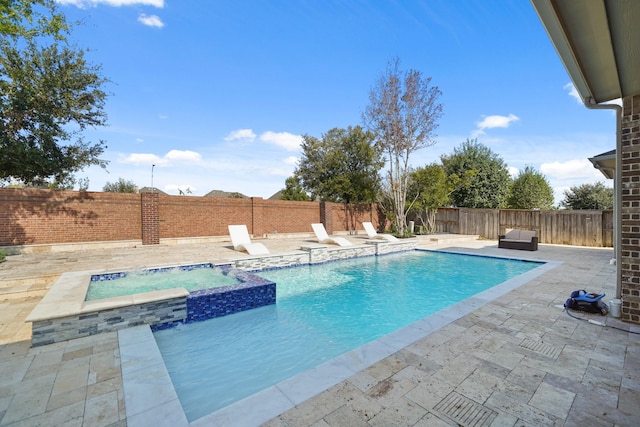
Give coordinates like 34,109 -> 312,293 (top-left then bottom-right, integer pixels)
153,250 -> 543,421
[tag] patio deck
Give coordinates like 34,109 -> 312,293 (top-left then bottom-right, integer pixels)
1,235 -> 638,426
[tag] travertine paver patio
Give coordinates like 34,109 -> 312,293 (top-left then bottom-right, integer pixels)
1,235 -> 639,426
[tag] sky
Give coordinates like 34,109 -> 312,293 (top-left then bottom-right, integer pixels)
54,0 -> 617,204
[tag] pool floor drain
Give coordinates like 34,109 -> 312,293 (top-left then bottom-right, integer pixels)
519,338 -> 562,359
434,392 -> 497,427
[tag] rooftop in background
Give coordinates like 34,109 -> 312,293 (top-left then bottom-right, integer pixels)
589,149 -> 616,180
268,190 -> 283,200
204,190 -> 249,198
139,187 -> 168,195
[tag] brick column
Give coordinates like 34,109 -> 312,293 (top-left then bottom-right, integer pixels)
141,192 -> 160,245
251,197 -> 265,237
620,94 -> 640,323
320,201 -> 333,234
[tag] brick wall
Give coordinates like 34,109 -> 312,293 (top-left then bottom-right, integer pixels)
0,188 -> 141,246
158,195 -> 253,238
620,94 -> 640,322
0,189 -> 377,247
324,202 -> 380,235
259,199 -> 320,236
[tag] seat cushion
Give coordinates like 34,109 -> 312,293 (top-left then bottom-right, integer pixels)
519,230 -> 536,241
504,229 -> 520,240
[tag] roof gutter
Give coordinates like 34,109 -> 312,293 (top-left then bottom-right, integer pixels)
584,97 -> 622,299
530,0 -> 596,103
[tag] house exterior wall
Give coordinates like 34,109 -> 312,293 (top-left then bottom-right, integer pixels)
620,94 -> 640,323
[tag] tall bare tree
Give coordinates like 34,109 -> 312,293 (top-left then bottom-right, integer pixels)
363,58 -> 443,235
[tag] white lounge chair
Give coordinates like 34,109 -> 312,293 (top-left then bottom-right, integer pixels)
228,225 -> 270,255
311,223 -> 352,246
362,222 -> 399,242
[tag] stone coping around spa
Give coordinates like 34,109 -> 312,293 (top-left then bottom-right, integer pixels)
26,268 -> 190,323
25,253 -> 316,325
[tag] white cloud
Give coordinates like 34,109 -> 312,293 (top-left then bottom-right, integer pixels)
135,138 -> 144,143
165,150 -> 201,162
260,131 -> 303,151
57,0 -> 164,7
477,114 -> 519,130
118,150 -> 201,166
119,153 -> 166,165
284,156 -> 299,166
540,159 -> 602,180
471,114 -> 519,137
507,166 -> 519,178
564,82 -> 582,104
225,129 -> 256,142
266,157 -> 299,177
138,14 -> 164,28
268,168 -> 293,177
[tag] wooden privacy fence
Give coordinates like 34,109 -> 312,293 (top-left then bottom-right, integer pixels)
434,208 -> 614,247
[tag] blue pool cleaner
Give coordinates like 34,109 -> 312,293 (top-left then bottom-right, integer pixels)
564,291 -> 640,335
564,289 -> 609,316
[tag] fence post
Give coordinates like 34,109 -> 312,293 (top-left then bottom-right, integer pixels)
141,192 -> 160,245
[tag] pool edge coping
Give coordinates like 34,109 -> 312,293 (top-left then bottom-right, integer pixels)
118,250 -> 561,427
25,270 -> 193,323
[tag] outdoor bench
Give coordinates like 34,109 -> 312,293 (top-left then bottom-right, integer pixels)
498,228 -> 538,251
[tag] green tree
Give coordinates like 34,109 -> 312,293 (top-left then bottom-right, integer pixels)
0,1 -> 109,187
280,176 -> 310,201
363,57 -> 443,235
103,178 -> 138,193
296,126 -> 383,204
441,139 -> 511,208
506,166 -> 554,209
408,164 -> 451,233
0,0 -> 68,40
561,182 -> 613,210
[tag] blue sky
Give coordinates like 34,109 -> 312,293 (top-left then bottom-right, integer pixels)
56,0 -> 616,204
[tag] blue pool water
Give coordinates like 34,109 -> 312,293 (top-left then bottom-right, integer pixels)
86,264 -> 238,301
153,251 -> 542,421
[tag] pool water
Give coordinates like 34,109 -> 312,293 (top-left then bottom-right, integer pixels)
154,251 -> 542,421
85,265 -> 238,301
